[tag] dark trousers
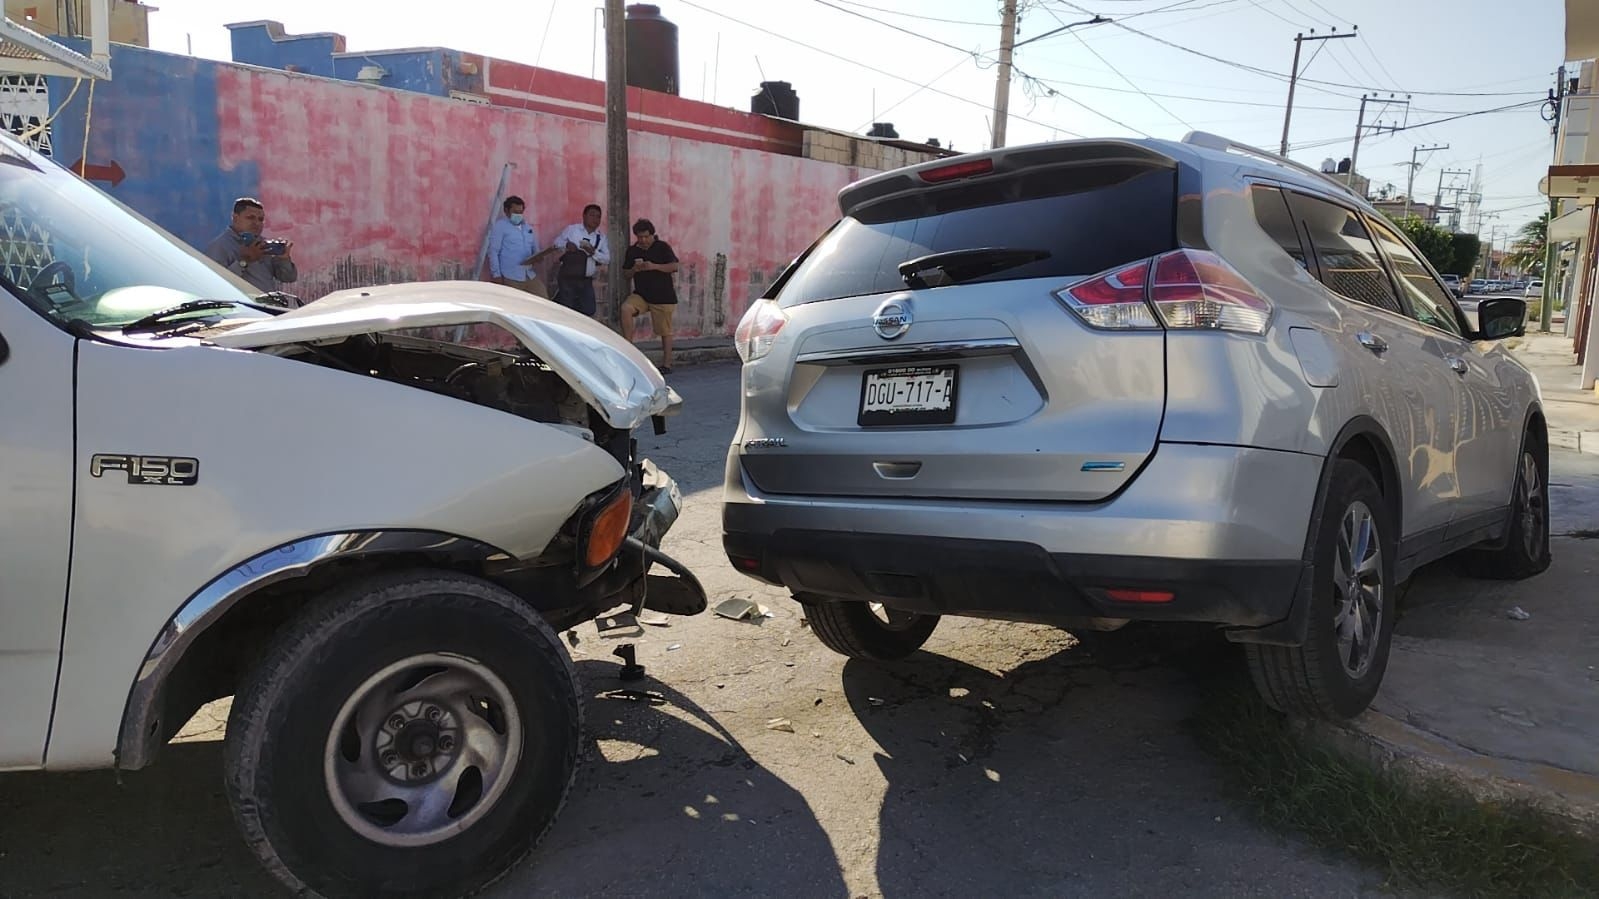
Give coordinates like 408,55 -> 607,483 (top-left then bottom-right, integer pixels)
556,277 -> 597,316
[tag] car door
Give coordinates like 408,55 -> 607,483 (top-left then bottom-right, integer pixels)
1284,191 -> 1464,550
0,290 -> 76,768
1364,215 -> 1521,532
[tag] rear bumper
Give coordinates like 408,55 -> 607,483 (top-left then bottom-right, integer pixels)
722,441 -> 1322,631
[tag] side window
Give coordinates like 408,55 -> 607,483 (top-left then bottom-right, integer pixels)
1365,217 -> 1464,337
1249,185 -> 1312,273
1284,192 -> 1404,315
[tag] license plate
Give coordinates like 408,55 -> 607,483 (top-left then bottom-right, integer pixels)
858,365 -> 958,426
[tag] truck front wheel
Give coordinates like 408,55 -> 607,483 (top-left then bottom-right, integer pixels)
223,571 -> 581,898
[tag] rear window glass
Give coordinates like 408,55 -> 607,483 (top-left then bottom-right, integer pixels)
774,163 -> 1177,308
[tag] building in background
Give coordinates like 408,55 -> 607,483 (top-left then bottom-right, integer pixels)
1542,0 -> 1599,389
4,0 -> 151,47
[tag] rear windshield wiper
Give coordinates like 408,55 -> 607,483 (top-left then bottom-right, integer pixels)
122,299 -> 250,333
899,247 -> 1052,288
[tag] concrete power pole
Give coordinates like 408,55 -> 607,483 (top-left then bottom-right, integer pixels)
1403,143 -> 1447,220
1349,93 -> 1405,193
1541,64 -> 1567,333
1434,168 -> 1472,225
1280,29 -> 1356,157
604,0 -> 630,323
991,0 -> 1018,150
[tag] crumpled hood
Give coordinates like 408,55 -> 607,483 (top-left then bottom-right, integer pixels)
209,281 -> 677,430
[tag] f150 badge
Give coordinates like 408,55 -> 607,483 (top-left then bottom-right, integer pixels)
90,454 -> 199,486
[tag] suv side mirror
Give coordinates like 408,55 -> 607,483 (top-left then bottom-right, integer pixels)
1475,297 -> 1526,341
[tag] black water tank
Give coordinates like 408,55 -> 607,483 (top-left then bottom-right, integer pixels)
625,4 -> 678,95
867,122 -> 898,139
751,80 -> 799,120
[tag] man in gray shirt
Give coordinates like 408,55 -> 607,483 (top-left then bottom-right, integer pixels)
204,197 -> 299,300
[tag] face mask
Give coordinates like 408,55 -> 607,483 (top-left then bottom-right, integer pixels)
509,213 -> 524,225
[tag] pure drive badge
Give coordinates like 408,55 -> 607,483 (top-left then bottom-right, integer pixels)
90,454 -> 199,486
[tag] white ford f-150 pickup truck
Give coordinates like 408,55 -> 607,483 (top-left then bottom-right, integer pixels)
0,130 -> 706,897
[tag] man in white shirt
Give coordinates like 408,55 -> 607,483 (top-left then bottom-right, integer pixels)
551,203 -> 610,317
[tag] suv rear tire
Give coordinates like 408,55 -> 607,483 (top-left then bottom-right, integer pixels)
803,596 -> 939,661
1463,440 -> 1551,580
223,570 -> 581,899
1245,460 -> 1396,719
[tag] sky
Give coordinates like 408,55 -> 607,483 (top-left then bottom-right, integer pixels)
146,0 -> 1568,247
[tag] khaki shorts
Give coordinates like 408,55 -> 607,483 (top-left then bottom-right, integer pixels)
503,276 -> 549,299
622,293 -> 675,335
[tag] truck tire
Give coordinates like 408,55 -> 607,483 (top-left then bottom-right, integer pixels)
1245,460 -> 1396,720
223,570 -> 581,899
803,596 -> 939,661
1463,441 -> 1551,580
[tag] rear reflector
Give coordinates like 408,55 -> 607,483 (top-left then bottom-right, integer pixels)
1105,589 -> 1175,603
1055,249 -> 1272,334
919,157 -> 994,183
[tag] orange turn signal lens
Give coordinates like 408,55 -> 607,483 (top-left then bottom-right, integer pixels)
584,490 -> 633,568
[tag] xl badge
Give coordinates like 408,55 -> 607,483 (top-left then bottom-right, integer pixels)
872,298 -> 913,340
91,454 -> 199,486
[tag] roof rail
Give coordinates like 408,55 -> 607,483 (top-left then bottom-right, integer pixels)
1181,130 -> 1363,201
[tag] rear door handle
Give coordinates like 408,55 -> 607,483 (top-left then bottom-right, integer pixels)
1356,331 -> 1388,355
1446,355 -> 1468,375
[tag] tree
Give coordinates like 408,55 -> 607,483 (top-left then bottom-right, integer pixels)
1389,215 -> 1458,274
1504,211 -> 1549,273
1449,232 -> 1480,277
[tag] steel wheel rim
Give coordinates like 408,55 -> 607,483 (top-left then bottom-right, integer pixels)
1518,452 -> 1546,560
868,602 -> 924,632
1332,501 -> 1384,680
323,652 -> 523,848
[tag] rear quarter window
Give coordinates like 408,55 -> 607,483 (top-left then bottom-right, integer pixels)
774,163 -> 1177,308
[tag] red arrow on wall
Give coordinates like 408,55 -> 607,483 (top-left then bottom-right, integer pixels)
70,158 -> 125,187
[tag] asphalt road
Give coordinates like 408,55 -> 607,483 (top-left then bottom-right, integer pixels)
0,361 -> 1387,898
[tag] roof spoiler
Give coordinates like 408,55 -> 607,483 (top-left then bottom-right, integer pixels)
838,139 -> 1178,220
1181,131 -> 1363,201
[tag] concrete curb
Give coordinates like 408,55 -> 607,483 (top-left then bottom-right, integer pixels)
629,337 -> 739,368
1302,711 -> 1599,839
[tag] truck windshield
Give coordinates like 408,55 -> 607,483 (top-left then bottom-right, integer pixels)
0,140 -> 264,332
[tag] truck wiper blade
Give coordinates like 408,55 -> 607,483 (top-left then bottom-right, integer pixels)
899,247 -> 1052,288
121,299 -> 248,333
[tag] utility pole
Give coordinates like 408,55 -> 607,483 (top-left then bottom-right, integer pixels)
1433,168 -> 1471,225
603,0 -> 630,323
1349,93 -> 1406,192
1403,144 -> 1447,219
1280,29 -> 1356,156
991,0 -> 1018,149
1541,64 -> 1567,332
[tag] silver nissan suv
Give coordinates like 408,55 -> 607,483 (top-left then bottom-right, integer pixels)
722,132 -> 1549,719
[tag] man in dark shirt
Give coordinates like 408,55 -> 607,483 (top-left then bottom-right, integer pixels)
620,218 -> 681,371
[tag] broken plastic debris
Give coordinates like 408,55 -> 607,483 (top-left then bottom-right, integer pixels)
1507,606 -> 1532,621
765,717 -> 795,733
714,597 -> 762,620
600,689 -> 666,704
835,752 -> 856,765
811,730 -> 822,738
868,697 -> 886,707
666,643 -> 683,651
781,636 -> 792,647
639,612 -> 671,627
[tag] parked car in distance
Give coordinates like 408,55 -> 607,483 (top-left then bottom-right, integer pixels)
724,131 -> 1551,722
1469,278 -> 1489,293
1525,278 -> 1544,298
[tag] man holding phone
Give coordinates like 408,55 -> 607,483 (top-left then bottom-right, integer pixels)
551,203 -> 609,317
204,197 -> 300,299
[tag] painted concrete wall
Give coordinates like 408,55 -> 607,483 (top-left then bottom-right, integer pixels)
37,42 -> 870,339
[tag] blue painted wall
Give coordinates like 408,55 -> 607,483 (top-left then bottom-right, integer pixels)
229,22 -> 341,79
227,21 -> 483,99
46,40 -> 258,251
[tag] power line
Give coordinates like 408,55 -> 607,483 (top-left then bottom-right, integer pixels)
674,0 -> 1084,137
807,0 -> 984,58
826,0 -> 996,26
1010,61 -> 1154,136
852,56 -> 972,131
1041,3 -> 1194,128
1251,0 -> 1310,29
1025,74 -> 1352,110
1287,99 -> 1545,150
1276,0 -> 1334,27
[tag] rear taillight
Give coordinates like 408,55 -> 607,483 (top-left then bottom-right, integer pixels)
1055,249 -> 1271,335
1149,249 -> 1271,334
1054,260 -> 1159,330
734,298 -> 788,363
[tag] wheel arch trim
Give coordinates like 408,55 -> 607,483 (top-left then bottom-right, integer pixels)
113,530 -> 507,771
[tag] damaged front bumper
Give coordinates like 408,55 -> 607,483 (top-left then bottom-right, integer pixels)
624,459 -> 708,616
